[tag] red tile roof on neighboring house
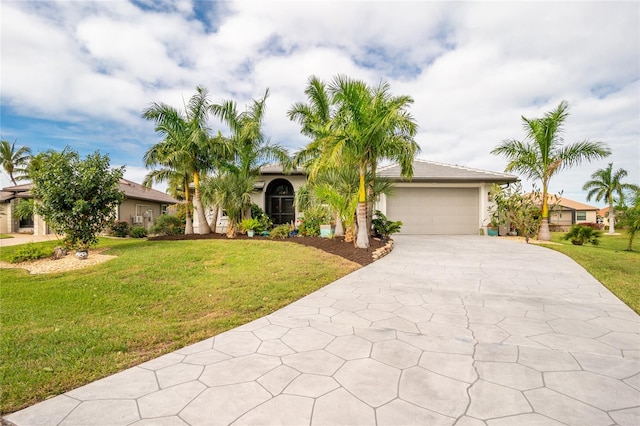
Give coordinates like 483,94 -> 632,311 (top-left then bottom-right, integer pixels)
598,206 -> 610,217
528,193 -> 599,211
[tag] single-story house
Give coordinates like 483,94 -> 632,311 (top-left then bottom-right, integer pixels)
0,179 -> 178,235
597,206 -> 610,227
546,195 -> 599,230
210,159 -> 519,235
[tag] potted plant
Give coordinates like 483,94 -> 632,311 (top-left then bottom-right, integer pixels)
241,218 -> 261,237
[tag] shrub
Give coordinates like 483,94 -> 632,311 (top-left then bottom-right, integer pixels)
581,222 -> 603,230
241,218 -> 261,233
130,226 -> 148,238
372,210 -> 403,243
111,221 -> 131,237
150,214 -> 184,236
9,243 -> 53,263
250,204 -> 272,233
269,224 -> 291,239
298,206 -> 331,237
563,224 -> 602,246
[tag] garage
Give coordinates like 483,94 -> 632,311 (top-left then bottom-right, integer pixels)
386,187 -> 480,235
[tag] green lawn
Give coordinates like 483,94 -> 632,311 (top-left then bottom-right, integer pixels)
541,232 -> 640,314
0,234 -> 14,239
0,238 -> 358,414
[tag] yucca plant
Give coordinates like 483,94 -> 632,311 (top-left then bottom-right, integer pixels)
563,224 -> 602,246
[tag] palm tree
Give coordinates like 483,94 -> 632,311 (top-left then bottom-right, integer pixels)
207,90 -> 290,236
621,188 -> 640,251
289,75 -> 419,248
142,86 -> 217,234
0,140 -> 32,185
583,163 -> 638,234
491,100 -> 610,241
200,172 -> 254,238
325,75 -> 419,248
211,89 -> 291,180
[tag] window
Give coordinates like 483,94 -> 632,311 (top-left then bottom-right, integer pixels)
161,204 -> 168,215
577,211 -> 586,221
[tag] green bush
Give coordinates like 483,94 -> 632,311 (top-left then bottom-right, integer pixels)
150,214 -> 185,236
250,204 -> 272,233
241,218 -> 261,233
111,221 -> 131,237
563,224 -> 602,246
130,226 -> 148,238
9,243 -> 53,263
372,210 -> 402,243
269,224 -> 291,239
299,206 -> 331,237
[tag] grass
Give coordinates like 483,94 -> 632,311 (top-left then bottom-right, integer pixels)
0,238 -> 359,414
0,234 -> 14,239
540,232 -> 640,314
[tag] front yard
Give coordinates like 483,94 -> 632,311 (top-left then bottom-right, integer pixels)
0,238 -> 359,414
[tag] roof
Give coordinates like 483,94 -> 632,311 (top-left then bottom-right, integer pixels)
528,193 -> 599,211
378,159 -> 518,183
118,179 -> 178,203
1,180 -> 178,204
259,164 -> 306,175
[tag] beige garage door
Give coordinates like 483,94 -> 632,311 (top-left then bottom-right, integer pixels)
387,187 -> 479,234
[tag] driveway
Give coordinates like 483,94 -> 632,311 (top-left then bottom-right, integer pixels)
5,235 -> 640,425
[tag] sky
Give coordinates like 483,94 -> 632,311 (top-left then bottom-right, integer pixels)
1,0 -> 638,207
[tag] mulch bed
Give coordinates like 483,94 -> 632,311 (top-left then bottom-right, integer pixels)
149,233 -> 387,266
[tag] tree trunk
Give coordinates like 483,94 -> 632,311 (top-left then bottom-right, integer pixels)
608,202 -> 615,234
185,215 -> 194,235
183,177 -> 194,235
356,202 -> 369,248
538,186 -> 551,241
538,218 -> 551,241
209,204 -> 219,234
193,172 -> 211,235
334,211 -> 344,237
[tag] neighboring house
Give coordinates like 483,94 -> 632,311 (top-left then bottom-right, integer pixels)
597,206 -> 610,227
537,195 -> 599,230
0,179 -> 178,235
211,159 -> 518,235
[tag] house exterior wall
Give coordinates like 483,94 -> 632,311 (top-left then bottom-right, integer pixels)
117,198 -> 167,229
549,209 -> 597,227
210,174 -> 307,234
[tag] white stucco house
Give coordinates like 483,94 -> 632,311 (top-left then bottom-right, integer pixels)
209,159 -> 518,235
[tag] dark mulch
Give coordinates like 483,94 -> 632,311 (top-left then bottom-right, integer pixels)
149,233 -> 387,266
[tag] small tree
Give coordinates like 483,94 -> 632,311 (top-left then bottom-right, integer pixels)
617,188 -> 640,251
29,148 -> 125,253
490,183 -> 542,243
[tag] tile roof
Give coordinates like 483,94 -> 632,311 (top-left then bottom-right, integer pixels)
1,180 -> 178,204
528,193 -> 599,211
378,159 -> 518,183
259,164 -> 306,175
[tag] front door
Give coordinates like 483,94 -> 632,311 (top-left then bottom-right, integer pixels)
266,179 -> 295,225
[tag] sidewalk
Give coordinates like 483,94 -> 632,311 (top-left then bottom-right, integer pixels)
0,233 -> 64,248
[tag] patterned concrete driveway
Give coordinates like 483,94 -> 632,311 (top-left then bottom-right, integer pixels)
5,235 -> 640,426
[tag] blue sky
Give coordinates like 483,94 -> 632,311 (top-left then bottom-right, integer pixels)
1,0 -> 638,206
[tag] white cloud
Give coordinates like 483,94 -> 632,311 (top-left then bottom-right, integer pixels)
1,0 -> 637,205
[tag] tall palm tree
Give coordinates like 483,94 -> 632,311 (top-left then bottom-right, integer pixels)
583,163 -> 638,234
211,89 -> 291,180
325,75 -> 419,248
0,140 -> 32,185
491,100 -> 610,241
208,90 -> 290,236
142,86 -> 217,234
